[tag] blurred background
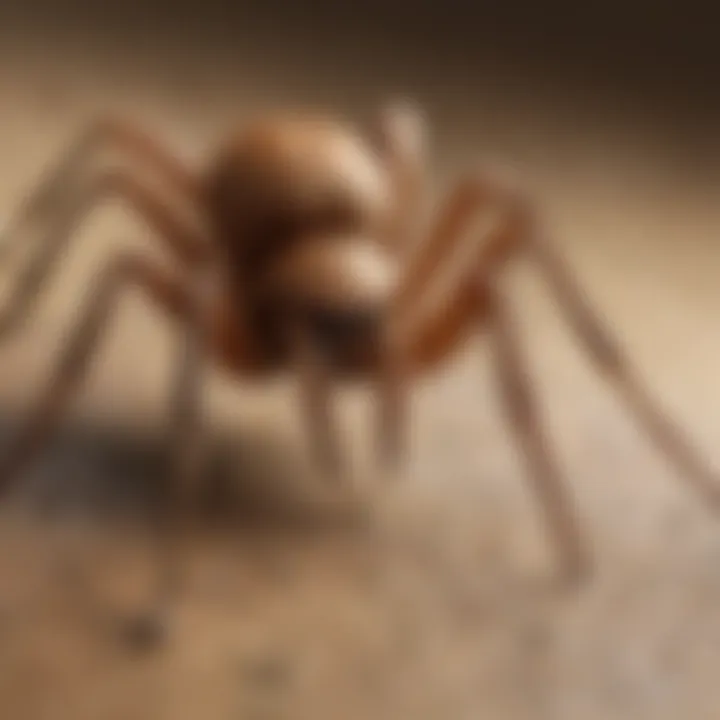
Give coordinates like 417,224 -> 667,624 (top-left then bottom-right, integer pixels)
0,1 -> 720,718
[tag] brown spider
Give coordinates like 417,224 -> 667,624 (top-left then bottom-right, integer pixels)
0,103 -> 717,644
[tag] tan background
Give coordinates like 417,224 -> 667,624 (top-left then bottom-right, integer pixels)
1,3 -> 720,718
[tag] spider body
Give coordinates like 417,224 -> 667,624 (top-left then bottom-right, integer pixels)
0,102 -> 718,647
202,115 -> 398,377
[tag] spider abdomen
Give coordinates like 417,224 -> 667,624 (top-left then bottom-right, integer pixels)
204,114 -> 391,277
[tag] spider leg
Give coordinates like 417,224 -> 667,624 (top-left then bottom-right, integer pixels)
0,166 -> 209,341
0,251 -> 217,648
0,252 -> 193,498
375,172 -> 507,482
387,168 -> 720,578
139,262 -> 215,649
375,342 -> 408,481
483,277 -> 589,583
0,116 -> 197,262
525,225 -> 720,509
397,171 -> 720,508
293,326 -> 348,484
383,192 -> 588,579
372,100 -> 428,251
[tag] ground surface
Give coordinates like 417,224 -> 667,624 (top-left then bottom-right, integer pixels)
1,40 -> 720,720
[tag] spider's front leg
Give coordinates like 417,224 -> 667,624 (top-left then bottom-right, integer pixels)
382,169 -> 720,583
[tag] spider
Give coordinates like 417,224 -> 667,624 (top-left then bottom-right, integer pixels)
0,102 -> 717,645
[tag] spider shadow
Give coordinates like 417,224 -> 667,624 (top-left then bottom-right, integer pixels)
0,409 -> 369,540
0,409 -> 582,651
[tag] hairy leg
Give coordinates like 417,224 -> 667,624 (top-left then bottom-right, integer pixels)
0,166 -> 210,340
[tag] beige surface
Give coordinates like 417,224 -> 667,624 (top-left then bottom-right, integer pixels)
1,45 -> 720,720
